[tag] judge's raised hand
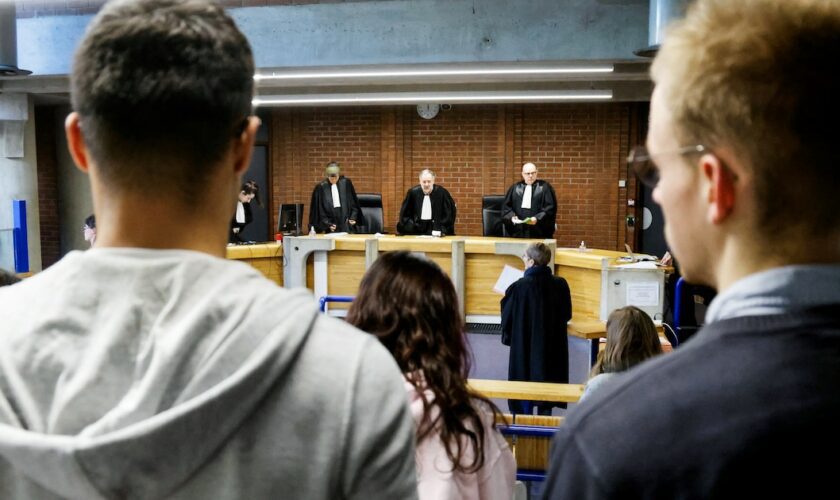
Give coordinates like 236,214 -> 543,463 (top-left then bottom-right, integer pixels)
348,219 -> 356,225
330,224 -> 337,232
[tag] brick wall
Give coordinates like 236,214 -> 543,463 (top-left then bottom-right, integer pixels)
270,102 -> 645,250
34,107 -> 61,268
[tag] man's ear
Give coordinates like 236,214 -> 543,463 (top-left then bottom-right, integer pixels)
701,153 -> 737,225
232,116 -> 261,175
65,112 -> 91,174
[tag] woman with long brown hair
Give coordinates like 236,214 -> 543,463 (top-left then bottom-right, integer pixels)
347,251 -> 515,500
581,305 -> 664,401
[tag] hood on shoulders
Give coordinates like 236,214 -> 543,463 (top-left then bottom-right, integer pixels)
0,248 -> 320,499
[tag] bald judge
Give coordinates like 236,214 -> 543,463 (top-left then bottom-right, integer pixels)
309,162 -> 362,233
397,169 -> 456,236
502,162 -> 557,238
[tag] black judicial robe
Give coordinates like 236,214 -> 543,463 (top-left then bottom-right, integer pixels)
229,201 -> 253,243
501,180 -> 557,239
396,185 -> 456,236
501,265 -> 572,410
308,177 -> 362,234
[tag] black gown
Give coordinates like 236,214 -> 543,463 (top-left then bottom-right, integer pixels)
229,201 -> 253,243
501,180 -> 558,238
308,177 -> 362,234
501,265 -> 572,414
396,185 -> 456,236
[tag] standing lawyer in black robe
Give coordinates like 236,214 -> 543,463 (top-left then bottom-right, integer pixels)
229,180 -> 259,243
308,162 -> 362,234
501,242 -> 572,415
397,169 -> 457,236
502,162 -> 558,239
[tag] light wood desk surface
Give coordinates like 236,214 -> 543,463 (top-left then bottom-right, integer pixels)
226,237 -> 667,339
468,379 -> 584,403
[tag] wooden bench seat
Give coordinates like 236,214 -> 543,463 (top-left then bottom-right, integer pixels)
468,379 -> 584,404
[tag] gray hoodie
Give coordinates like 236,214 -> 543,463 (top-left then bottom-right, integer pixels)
0,249 -> 417,499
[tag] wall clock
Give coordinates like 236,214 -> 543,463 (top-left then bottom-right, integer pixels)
416,103 -> 440,119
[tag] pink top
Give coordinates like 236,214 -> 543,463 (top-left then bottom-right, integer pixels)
404,377 -> 516,500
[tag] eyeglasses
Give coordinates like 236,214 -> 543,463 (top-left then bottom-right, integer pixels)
627,144 -> 707,188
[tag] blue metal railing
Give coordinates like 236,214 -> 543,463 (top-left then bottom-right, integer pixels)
499,424 -> 560,482
318,295 -> 354,313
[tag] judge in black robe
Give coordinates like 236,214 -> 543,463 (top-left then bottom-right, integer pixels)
308,163 -> 362,234
502,162 -> 558,239
396,169 -> 456,236
501,242 -> 572,414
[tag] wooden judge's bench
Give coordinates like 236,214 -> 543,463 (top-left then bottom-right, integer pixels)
225,235 -> 667,343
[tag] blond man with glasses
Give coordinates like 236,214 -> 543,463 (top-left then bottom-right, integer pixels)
545,0 -> 840,498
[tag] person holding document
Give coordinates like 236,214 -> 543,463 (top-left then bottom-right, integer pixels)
397,169 -> 456,236
502,162 -> 557,238
308,162 -> 361,234
501,242 -> 571,415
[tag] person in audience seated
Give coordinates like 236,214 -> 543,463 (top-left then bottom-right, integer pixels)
348,251 -> 515,500
501,242 -> 571,415
0,268 -> 20,287
397,169 -> 456,236
229,179 -> 260,243
579,306 -> 663,402
82,214 -> 96,247
0,2 -> 417,498
308,161 -> 361,234
544,0 -> 840,498
501,162 -> 557,239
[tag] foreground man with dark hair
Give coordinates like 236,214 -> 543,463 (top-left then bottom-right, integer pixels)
0,1 -> 417,498
544,0 -> 840,498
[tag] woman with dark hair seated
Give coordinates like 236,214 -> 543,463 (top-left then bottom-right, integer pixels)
347,252 -> 515,500
580,305 -> 664,402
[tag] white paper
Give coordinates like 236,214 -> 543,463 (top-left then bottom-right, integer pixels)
618,261 -> 659,269
493,265 -> 524,295
626,281 -> 659,306
323,232 -> 349,238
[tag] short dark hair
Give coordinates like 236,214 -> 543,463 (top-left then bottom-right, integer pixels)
84,214 -> 96,229
525,242 -> 552,267
71,0 -> 255,199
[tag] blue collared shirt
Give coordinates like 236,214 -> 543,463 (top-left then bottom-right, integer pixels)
705,264 -> 840,324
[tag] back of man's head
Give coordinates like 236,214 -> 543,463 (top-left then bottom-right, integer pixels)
526,242 -> 552,267
651,0 -> 840,241
71,0 -> 254,200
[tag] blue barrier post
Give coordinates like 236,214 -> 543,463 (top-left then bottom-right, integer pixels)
12,200 -> 28,273
673,277 -> 685,332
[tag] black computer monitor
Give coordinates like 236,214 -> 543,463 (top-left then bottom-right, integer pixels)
278,203 -> 303,235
